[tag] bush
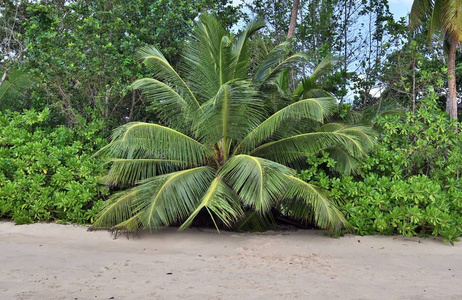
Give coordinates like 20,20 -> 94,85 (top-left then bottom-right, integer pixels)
300,96 -> 462,243
0,108 -> 108,224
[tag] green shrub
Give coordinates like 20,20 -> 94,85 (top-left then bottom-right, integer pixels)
0,108 -> 108,224
300,95 -> 462,243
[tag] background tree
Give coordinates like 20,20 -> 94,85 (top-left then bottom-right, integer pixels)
0,1 -> 28,85
247,0 -> 397,103
410,0 -> 462,119
2,0 -> 241,126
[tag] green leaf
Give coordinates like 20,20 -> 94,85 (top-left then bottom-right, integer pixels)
221,155 -> 295,213
282,175 -> 349,231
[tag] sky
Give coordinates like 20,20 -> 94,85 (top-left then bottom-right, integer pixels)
389,0 -> 414,21
231,0 -> 414,23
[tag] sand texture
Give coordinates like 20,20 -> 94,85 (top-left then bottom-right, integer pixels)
0,222 -> 461,299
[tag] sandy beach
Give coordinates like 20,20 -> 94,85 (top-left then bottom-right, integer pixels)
0,222 -> 461,300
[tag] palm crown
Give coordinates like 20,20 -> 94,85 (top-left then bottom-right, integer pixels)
91,15 -> 375,232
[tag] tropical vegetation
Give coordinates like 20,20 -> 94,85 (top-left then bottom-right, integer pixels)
0,109 -> 107,224
410,0 -> 462,119
1,0 -> 462,242
90,16 -> 374,232
301,94 -> 462,243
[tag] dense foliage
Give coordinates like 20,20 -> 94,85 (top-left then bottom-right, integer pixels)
2,0 -> 241,125
300,95 -> 462,243
0,109 -> 107,224
1,1 -> 462,242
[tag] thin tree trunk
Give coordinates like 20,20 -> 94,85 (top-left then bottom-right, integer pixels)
0,68 -> 9,86
447,37 -> 458,120
412,57 -> 416,113
287,0 -> 299,39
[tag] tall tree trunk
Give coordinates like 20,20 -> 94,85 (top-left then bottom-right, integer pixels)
447,36 -> 458,120
287,0 -> 299,39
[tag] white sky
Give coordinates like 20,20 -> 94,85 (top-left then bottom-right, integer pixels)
231,0 -> 414,23
389,0 -> 413,21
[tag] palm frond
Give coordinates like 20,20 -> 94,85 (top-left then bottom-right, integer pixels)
219,36 -> 240,85
91,190 -> 138,229
409,0 -> 434,31
102,158 -> 186,186
234,210 -> 276,231
136,166 -> 215,229
233,18 -> 266,79
253,41 -> 292,86
111,212 -> 143,232
93,167 -> 216,231
324,147 -> 359,174
429,0 -> 443,39
181,15 -> 227,101
319,123 -> 377,154
440,0 -> 462,41
295,87 -> 334,99
255,52 -> 309,87
236,97 -> 336,154
292,55 -> 340,100
310,55 -> 342,79
97,122 -> 213,166
221,155 -> 295,213
180,177 -> 243,230
131,78 -> 197,129
137,45 -> 201,109
0,70 -> 35,101
282,175 -> 349,231
197,81 -> 264,145
251,131 -> 366,166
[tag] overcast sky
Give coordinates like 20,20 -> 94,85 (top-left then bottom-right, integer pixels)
389,0 -> 413,21
231,0 -> 414,22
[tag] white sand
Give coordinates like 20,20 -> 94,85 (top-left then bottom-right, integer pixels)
1,222 -> 461,300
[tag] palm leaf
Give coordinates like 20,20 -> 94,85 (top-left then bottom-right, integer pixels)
440,0 -> 462,41
91,190 -> 138,229
324,147 -> 359,174
102,158 -> 186,186
256,53 -> 309,88
233,18 -> 266,79
137,45 -> 201,109
131,78 -> 196,128
318,123 -> 377,154
409,0 -> 434,31
197,81 -> 264,146
180,177 -> 243,230
236,97 -> 337,154
136,166 -> 216,229
181,15 -> 228,101
98,122 -> 213,166
253,41 -> 292,86
221,155 -> 295,213
429,0 -> 443,39
234,210 -> 276,231
282,175 -> 349,231
251,131 -> 365,166
310,55 -> 341,79
0,70 -> 34,101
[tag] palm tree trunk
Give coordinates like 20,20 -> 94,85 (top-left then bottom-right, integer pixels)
447,36 -> 458,120
287,0 -> 299,39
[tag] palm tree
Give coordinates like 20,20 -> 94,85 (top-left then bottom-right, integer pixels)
0,70 -> 34,104
410,0 -> 462,119
91,15 -> 375,233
